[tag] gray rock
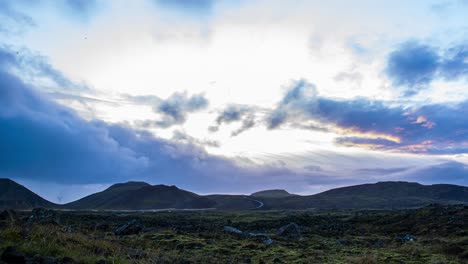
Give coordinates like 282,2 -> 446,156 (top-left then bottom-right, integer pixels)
397,234 -> 416,242
247,232 -> 273,245
223,226 -> 243,235
223,226 -> 273,245
0,209 -> 20,224
114,219 -> 144,236
276,222 -> 301,238
27,208 -> 60,226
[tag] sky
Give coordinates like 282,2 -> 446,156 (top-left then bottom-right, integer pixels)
1,0 -> 468,203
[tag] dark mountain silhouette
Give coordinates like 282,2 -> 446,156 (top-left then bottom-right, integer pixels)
1,179 -> 467,210
66,182 -> 216,210
0,178 -> 57,209
257,181 -> 468,210
251,189 -> 296,198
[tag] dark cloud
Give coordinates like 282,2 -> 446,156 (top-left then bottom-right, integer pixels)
401,162 -> 468,186
210,104 -> 257,136
124,92 -> 209,128
0,70 -> 149,183
231,115 -> 255,137
440,45 -> 468,80
386,41 -> 468,95
2,48 -> 340,192
386,41 -> 439,95
154,92 -> 208,128
268,79 -> 468,154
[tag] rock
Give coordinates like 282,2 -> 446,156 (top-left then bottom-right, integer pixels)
27,208 -> 60,226
60,257 -> 75,264
0,209 -> 20,224
276,223 -> 301,238
63,225 -> 74,233
114,219 -> 144,236
223,226 -> 273,245
223,226 -> 243,236
247,233 -> 273,245
397,234 -> 416,242
1,246 -> 26,264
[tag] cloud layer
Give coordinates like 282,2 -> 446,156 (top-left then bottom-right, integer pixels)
267,79 -> 468,154
386,41 -> 468,95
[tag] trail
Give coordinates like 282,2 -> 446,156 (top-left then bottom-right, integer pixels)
243,196 -> 264,209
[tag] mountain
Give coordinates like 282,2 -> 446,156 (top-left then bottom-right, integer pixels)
257,182 -> 468,210
1,179 -> 467,210
0,178 -> 57,209
251,189 -> 296,198
206,195 -> 261,210
66,182 -> 216,210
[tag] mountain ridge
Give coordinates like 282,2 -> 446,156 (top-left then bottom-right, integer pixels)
1,178 -> 467,210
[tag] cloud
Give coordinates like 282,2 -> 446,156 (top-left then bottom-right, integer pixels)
386,41 -> 439,94
268,79 -> 468,154
155,0 -> 214,15
211,104 -> 257,136
58,0 -> 99,21
172,130 -> 220,148
124,92 -> 209,128
386,41 -> 468,95
399,161 -> 468,186
2,48 -> 345,193
0,1 -> 35,34
0,45 -> 89,92
155,92 -> 208,127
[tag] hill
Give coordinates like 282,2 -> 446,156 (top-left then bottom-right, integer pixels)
258,181 -> 468,210
0,178 -> 57,209
251,189 -> 296,198
1,179 -> 467,210
66,182 -> 216,210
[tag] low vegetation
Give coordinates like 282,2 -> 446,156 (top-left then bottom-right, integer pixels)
1,204 -> 467,263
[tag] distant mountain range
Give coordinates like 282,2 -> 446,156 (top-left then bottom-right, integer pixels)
1,178 -> 467,210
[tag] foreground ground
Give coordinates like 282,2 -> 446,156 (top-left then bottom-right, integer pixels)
0,204 -> 467,263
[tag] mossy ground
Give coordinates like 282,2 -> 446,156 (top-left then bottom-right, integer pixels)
1,205 -> 467,263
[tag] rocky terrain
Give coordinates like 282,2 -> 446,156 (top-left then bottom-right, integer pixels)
0,204 -> 467,263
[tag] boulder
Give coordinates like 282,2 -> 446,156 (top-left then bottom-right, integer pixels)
114,219 -> 144,236
223,226 -> 243,236
276,222 -> 301,238
0,209 -> 20,225
1,246 -> 26,264
397,234 -> 416,242
223,226 -> 273,245
27,208 -> 60,226
247,232 -> 273,245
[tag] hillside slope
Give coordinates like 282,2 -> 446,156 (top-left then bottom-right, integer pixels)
0,178 -> 57,209
66,182 -> 216,210
258,182 -> 468,210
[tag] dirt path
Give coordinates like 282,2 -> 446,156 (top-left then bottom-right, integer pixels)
243,196 -> 264,209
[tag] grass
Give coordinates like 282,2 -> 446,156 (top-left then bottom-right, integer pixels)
0,205 -> 467,263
